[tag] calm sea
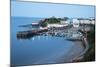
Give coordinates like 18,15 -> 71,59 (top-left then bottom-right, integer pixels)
11,17 -> 77,66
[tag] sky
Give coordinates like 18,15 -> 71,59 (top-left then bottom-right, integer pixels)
11,1 -> 95,18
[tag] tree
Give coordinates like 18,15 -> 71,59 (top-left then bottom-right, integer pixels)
40,22 -> 48,27
47,16 -> 60,24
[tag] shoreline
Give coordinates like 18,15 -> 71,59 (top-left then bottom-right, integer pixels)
56,40 -> 85,63
13,38 -> 88,66
58,37 -> 89,63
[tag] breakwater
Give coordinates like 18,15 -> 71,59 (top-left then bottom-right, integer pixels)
17,29 -> 48,39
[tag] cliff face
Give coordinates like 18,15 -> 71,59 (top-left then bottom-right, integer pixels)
82,25 -> 95,62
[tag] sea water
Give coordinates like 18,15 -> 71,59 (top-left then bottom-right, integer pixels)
11,17 -> 82,66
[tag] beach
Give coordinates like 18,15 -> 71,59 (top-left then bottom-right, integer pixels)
56,41 -> 85,63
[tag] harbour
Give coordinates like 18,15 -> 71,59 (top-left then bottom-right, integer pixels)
11,17 -> 95,66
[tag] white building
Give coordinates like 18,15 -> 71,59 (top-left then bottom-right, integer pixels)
72,19 -> 79,27
78,18 -> 95,24
90,18 -> 95,24
60,20 -> 69,26
47,20 -> 69,28
91,20 -> 95,24
47,24 -> 67,28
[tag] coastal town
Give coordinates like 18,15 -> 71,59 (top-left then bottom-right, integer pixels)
17,16 -> 95,41
10,0 -> 96,66
16,16 -> 95,62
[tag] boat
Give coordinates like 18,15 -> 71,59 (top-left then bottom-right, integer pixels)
66,31 -> 83,41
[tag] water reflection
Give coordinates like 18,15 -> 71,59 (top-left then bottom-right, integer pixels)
17,33 -> 35,40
